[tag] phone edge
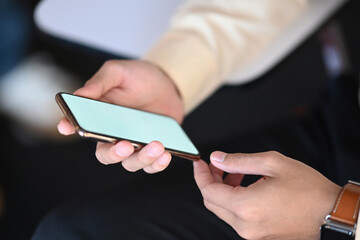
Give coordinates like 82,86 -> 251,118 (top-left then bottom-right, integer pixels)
56,92 -> 201,161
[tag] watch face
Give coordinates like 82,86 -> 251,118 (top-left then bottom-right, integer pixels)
320,225 -> 354,240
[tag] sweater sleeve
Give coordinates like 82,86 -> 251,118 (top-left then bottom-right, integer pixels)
144,0 -> 309,113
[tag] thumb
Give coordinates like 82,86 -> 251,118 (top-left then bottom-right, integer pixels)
210,151 -> 281,177
73,81 -> 108,100
74,61 -> 126,99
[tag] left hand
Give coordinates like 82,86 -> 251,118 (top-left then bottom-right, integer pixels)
58,60 -> 184,173
193,151 -> 341,240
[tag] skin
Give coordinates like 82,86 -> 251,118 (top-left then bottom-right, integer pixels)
193,151 -> 341,240
59,59 -> 342,239
58,60 -> 184,174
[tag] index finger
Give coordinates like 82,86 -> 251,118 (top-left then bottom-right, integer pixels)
193,160 -> 243,211
193,160 -> 217,188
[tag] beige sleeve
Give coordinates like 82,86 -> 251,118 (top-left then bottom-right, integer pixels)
144,0 -> 309,113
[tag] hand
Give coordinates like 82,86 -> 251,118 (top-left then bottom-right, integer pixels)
58,60 -> 184,173
193,151 -> 341,240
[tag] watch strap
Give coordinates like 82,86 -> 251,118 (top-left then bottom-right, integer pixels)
330,181 -> 360,226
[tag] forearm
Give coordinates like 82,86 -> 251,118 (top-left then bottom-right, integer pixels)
144,0 -> 309,113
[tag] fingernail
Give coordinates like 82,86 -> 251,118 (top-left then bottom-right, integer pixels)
148,143 -> 163,157
57,123 -> 65,134
211,151 -> 226,162
57,123 -> 69,135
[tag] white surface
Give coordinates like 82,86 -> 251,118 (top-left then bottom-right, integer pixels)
35,0 -> 183,58
35,0 -> 348,82
0,53 -> 78,129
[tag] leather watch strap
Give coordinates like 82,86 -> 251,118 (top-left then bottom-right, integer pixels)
330,181 -> 360,226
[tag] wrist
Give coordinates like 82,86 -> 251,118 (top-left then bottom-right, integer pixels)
141,60 -> 185,123
320,180 -> 360,240
143,32 -> 219,113
150,61 -> 183,103
156,62 -> 185,123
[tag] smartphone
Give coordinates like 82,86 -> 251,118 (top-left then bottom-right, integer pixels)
56,92 -> 200,161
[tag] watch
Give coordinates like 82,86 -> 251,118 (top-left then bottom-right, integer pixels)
320,180 -> 360,240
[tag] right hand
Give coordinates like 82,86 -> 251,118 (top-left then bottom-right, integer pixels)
58,60 -> 184,173
194,151 -> 341,240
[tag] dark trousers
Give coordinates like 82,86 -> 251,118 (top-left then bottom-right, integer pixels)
32,75 -> 360,240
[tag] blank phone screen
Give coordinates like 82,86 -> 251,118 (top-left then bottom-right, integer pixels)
61,93 -> 199,156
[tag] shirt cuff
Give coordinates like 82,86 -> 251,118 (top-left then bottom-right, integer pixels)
143,31 -> 221,114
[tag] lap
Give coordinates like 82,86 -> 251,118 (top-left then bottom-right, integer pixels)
32,161 -> 242,240
33,74 -> 360,240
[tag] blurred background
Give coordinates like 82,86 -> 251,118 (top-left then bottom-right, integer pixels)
0,0 -> 360,239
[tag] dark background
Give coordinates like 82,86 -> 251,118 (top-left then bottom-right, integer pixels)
1,0 -> 360,239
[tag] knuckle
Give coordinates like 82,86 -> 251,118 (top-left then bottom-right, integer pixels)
151,163 -> 166,172
266,150 -> 281,159
235,223 -> 263,240
139,155 -> 154,165
95,144 -> 122,165
143,167 -> 156,174
232,203 -> 247,219
238,229 -> 259,240
108,151 -> 121,164
153,153 -> 171,171
95,150 -> 107,165
103,60 -> 116,68
200,185 -> 213,202
103,60 -> 123,73
233,202 -> 259,222
203,199 -> 213,211
227,199 -> 264,240
262,151 -> 282,168
121,161 -> 138,172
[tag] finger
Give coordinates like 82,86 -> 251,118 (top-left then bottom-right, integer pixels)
224,174 -> 245,187
121,141 -> 165,172
57,117 -> 75,135
193,161 -> 237,223
194,160 -> 241,211
74,61 -> 126,99
201,183 -> 241,213
193,160 -> 216,189
143,151 -> 172,174
209,163 -> 224,183
210,151 -> 281,177
95,140 -> 134,165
